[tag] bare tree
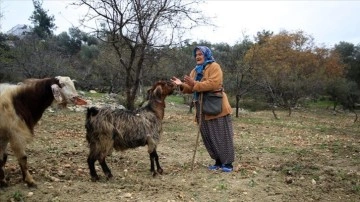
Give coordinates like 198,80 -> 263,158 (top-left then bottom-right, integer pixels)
74,0 -> 207,109
11,35 -> 69,79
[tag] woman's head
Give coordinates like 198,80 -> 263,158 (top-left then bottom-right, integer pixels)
193,46 -> 215,65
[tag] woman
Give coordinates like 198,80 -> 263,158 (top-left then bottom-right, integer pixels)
171,46 -> 235,172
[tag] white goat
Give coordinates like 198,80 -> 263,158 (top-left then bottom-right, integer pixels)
0,76 -> 87,188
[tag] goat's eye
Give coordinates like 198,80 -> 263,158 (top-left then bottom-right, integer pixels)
60,83 -> 65,88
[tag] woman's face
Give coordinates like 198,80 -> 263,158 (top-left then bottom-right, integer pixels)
195,49 -> 205,65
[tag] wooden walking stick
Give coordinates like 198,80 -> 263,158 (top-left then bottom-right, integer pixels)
191,93 -> 203,170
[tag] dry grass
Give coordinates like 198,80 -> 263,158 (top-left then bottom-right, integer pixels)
1,99 -> 360,202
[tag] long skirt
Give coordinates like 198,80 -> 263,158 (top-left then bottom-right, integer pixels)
195,102 -> 235,165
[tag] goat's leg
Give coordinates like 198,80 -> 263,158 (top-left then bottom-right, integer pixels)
87,154 -> 99,181
0,152 -> 8,187
148,136 -> 156,176
10,137 -> 36,187
146,135 -> 156,153
149,150 -> 163,176
19,156 -> 36,187
149,152 -> 155,176
3,153 -> 7,164
153,149 -> 163,174
98,156 -> 113,180
0,139 -> 8,187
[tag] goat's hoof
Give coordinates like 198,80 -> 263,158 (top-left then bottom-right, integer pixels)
157,168 -> 163,175
91,176 -> 100,182
106,173 -> 113,180
27,182 -> 37,188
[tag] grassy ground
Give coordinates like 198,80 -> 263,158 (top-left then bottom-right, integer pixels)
1,95 -> 359,202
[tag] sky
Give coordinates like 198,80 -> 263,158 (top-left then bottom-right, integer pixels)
1,0 -> 359,48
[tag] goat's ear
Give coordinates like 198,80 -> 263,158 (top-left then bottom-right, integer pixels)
54,76 -> 64,87
153,86 -> 162,101
145,88 -> 152,100
51,84 -> 63,102
55,76 -> 61,82
55,76 -> 69,87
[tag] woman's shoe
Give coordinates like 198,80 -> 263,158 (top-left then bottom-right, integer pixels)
221,164 -> 233,172
208,165 -> 221,170
208,159 -> 222,170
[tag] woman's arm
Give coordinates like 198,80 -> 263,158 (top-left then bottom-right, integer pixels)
193,62 -> 223,92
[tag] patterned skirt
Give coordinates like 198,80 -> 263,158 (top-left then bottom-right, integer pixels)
195,102 -> 235,165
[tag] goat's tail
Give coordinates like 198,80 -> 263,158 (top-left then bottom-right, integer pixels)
86,107 -> 99,120
85,107 -> 100,143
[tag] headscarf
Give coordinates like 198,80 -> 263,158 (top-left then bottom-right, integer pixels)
193,46 -> 215,100
194,46 -> 215,82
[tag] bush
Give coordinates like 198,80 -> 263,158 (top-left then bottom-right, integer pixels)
166,95 -> 185,105
241,100 -> 270,111
227,95 -> 270,112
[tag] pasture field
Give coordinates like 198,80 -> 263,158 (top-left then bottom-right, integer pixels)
1,96 -> 360,202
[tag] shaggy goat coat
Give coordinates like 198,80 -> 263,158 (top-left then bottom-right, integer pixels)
86,106 -> 162,151
85,80 -> 175,181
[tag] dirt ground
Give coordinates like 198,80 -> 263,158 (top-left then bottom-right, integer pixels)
1,99 -> 360,202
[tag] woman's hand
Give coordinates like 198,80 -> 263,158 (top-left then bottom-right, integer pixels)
184,75 -> 195,87
171,76 -> 182,86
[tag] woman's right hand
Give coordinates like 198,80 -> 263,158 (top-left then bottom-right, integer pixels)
171,76 -> 182,86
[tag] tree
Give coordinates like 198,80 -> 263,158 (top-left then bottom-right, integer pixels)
11,37 -> 65,78
75,0 -> 207,110
327,78 -> 360,122
245,30 -> 346,118
0,33 -> 15,81
255,30 -> 273,45
29,0 -> 56,39
56,31 -> 82,57
218,37 -> 254,117
334,42 -> 360,87
55,28 -> 99,58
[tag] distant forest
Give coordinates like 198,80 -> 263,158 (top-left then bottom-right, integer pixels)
1,0 -> 359,115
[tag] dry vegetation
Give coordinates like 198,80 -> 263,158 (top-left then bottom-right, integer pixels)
0,95 -> 360,202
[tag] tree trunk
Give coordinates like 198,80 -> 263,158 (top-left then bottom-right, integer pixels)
353,110 -> 358,123
235,94 -> 241,118
126,91 -> 136,110
189,101 -> 194,114
288,106 -> 292,117
271,105 -> 279,120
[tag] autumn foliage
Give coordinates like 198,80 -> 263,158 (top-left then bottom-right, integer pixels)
244,30 -> 346,117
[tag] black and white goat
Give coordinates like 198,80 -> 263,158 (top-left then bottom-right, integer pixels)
0,76 -> 87,187
85,80 -> 175,181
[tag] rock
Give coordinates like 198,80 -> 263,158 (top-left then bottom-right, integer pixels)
50,176 -> 60,182
285,176 -> 293,184
58,170 -> 65,177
